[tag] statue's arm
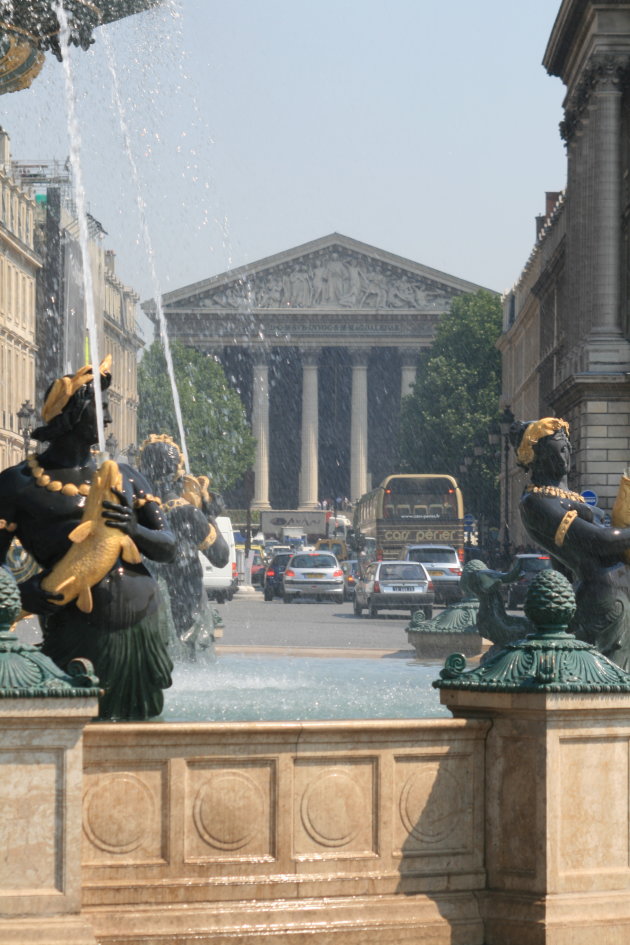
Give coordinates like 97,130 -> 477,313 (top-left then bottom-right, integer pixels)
0,468 -> 20,564
523,493 -> 630,558
107,466 -> 176,564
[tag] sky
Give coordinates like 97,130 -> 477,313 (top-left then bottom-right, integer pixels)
0,0 -> 568,325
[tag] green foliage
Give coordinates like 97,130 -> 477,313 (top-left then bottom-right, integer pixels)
137,340 -> 255,490
399,290 -> 502,523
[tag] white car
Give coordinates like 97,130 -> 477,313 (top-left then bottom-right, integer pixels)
199,516 -> 238,603
282,551 -> 344,603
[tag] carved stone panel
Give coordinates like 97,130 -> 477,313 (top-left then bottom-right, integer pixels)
0,748 -> 63,893
184,760 -> 275,863
558,736 -> 629,877
82,767 -> 166,867
293,759 -> 377,860
188,247 -> 458,313
394,752 -> 474,858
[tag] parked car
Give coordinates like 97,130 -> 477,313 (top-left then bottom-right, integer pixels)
506,553 -> 553,608
282,551 -> 344,603
354,559 -> 434,618
199,515 -> 238,603
250,551 -> 265,586
263,552 -> 293,600
403,544 -> 462,604
341,559 -> 360,600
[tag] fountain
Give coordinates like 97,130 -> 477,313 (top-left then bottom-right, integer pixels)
4,5 -> 630,945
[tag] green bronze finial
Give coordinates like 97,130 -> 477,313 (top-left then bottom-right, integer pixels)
0,567 -> 100,697
433,569 -> 630,693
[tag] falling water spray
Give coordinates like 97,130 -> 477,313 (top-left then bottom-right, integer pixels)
101,26 -> 190,473
54,1 -> 106,454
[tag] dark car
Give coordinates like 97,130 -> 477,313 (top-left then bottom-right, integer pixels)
250,551 -> 265,586
263,552 -> 293,600
506,553 -> 553,608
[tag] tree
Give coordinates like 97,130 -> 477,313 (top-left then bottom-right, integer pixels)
137,340 -> 255,491
399,289 -> 502,524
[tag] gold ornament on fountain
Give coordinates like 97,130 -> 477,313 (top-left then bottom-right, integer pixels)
41,459 -> 141,613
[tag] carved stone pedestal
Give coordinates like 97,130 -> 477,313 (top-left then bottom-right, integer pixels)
436,569 -> 630,945
0,696 -> 99,944
443,688 -> 630,945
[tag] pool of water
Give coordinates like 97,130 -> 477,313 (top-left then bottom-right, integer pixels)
160,655 -> 449,722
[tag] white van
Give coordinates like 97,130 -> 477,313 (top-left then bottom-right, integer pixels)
199,516 -> 238,603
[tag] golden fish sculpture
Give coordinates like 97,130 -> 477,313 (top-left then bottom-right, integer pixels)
41,459 -> 141,613
611,470 -> 630,564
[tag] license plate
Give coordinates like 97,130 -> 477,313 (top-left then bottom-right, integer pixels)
305,572 -> 323,579
429,570 -> 442,577
391,585 -> 415,592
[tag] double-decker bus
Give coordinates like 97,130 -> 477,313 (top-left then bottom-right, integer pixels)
353,474 -> 464,561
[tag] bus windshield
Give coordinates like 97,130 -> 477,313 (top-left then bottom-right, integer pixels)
382,476 -> 460,520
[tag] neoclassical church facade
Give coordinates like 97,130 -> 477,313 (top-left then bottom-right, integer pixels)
155,233 -> 491,509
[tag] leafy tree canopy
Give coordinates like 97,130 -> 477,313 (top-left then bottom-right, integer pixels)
399,289 -> 502,522
137,340 -> 255,491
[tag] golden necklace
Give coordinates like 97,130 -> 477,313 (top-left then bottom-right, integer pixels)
525,484 -> 585,503
27,454 -> 91,497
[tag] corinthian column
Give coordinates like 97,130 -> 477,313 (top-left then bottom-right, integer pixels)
400,347 -> 420,399
251,353 -> 271,510
299,347 -> 320,510
350,348 -> 370,502
591,57 -> 624,334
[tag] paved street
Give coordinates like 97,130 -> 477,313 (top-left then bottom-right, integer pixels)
214,587 -> 422,656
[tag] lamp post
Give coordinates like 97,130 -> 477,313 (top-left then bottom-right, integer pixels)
125,443 -> 138,467
498,405 -> 515,563
105,433 -> 118,460
16,399 -> 35,458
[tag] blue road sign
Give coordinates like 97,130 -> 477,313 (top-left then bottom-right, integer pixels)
463,513 -> 475,526
581,490 -> 598,507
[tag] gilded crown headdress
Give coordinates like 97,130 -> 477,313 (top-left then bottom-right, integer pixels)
41,354 -> 112,423
516,417 -> 570,467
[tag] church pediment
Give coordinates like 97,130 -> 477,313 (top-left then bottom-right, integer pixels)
159,234 -> 489,314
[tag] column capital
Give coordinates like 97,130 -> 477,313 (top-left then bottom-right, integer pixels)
399,346 -> 422,367
349,346 -> 371,366
299,346 -> 321,366
561,53 -> 629,142
251,346 -> 273,367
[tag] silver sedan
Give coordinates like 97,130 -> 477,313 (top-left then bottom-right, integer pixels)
282,552 -> 345,603
354,560 -> 434,618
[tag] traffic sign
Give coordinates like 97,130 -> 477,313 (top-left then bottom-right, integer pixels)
463,513 -> 475,526
581,490 -> 598,507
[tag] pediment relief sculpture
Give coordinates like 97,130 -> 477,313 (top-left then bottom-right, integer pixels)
185,248 -> 455,312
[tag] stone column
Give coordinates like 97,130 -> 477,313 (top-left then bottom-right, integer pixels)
400,347 -> 420,399
350,348 -> 370,502
299,347 -> 320,510
591,58 -> 623,334
251,353 -> 271,511
566,54 -> 630,370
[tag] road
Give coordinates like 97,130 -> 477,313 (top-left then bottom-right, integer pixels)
214,587 -> 420,656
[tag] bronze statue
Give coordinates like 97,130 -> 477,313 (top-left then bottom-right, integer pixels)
512,416 -> 630,669
0,357 -> 176,720
139,434 -> 229,658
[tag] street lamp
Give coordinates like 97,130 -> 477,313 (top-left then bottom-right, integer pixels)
125,443 -> 139,466
498,405 -> 516,563
105,433 -> 118,459
16,399 -> 35,457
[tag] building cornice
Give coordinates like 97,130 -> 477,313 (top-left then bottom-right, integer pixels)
549,371 -> 630,414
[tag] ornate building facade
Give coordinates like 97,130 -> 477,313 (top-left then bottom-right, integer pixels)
153,233 -> 491,508
0,131 -> 144,470
500,0 -> 630,546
